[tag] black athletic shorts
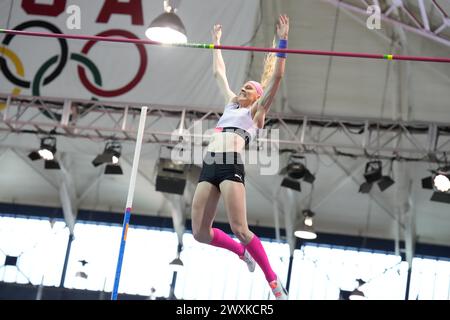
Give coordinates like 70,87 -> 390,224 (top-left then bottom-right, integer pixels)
198,152 -> 245,189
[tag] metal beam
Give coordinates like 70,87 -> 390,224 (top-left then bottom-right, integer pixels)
58,154 -> 78,235
165,194 -> 186,246
396,159 -> 416,266
1,94 -> 450,162
418,0 -> 431,31
284,189 -> 297,256
388,1 -> 411,122
323,0 -> 450,47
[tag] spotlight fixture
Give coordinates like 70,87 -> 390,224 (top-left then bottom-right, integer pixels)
281,177 -> 301,192
349,288 -> 366,300
155,145 -> 187,195
145,0 -> 187,44
75,260 -> 89,279
4,255 -> 18,266
92,141 -> 123,175
349,279 -> 366,300
28,136 -> 60,170
169,243 -> 184,272
433,173 -> 450,192
169,257 -> 184,270
339,289 -> 352,300
294,209 -> 317,240
359,160 -> 395,194
421,166 -> 450,204
279,152 -> 315,192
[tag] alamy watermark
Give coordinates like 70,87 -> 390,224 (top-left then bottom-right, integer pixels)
168,120 -> 281,176
63,4 -> 379,32
66,5 -> 81,30
367,5 -> 381,30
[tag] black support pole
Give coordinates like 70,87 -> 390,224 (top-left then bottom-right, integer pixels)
405,266 -> 412,300
59,233 -> 74,288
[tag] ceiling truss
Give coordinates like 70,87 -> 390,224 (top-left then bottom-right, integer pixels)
1,94 -> 448,164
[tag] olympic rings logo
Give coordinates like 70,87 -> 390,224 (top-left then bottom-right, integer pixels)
0,47 -> 24,111
1,20 -> 148,112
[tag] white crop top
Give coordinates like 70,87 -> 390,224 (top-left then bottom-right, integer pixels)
216,102 -> 258,143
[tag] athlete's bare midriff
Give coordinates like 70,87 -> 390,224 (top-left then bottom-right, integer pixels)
207,131 -> 246,153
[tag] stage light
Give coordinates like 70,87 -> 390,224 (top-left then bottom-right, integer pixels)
359,160 -> 395,193
349,288 -> 366,300
422,166 -> 450,204
378,176 -> 395,192
5,255 -> 18,266
155,145 -> 187,195
279,152 -> 315,192
92,141 -> 123,175
349,279 -> 366,300
28,136 -> 60,170
38,149 -> 54,161
281,177 -> 301,192
294,210 -> 317,240
104,164 -> 123,175
433,173 -> 450,192
169,243 -> 184,272
156,158 -> 187,194
363,160 -> 382,183
146,0 -> 187,44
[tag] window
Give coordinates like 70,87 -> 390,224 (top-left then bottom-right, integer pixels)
0,216 -> 69,286
63,222 -> 177,298
409,257 -> 450,300
288,244 -> 408,300
174,234 -> 290,300
1,214 -> 449,300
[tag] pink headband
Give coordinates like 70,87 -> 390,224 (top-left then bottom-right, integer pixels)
248,81 -> 264,96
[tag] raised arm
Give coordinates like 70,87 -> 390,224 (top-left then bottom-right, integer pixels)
212,24 -> 236,104
252,15 -> 290,128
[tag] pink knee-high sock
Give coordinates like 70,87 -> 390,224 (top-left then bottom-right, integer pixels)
245,235 -> 277,283
209,228 -> 245,256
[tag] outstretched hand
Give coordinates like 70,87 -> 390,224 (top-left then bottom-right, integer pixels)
276,14 -> 289,40
212,24 -> 222,45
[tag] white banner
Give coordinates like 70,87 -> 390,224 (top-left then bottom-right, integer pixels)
0,0 -> 259,109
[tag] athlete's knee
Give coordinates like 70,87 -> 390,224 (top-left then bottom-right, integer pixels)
192,226 -> 212,244
230,224 -> 251,243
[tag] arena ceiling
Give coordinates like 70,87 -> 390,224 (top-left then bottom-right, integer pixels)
0,0 -> 449,258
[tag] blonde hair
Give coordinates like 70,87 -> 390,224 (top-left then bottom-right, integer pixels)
259,37 -> 277,90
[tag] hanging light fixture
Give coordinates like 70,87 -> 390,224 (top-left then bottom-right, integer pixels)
28,136 -> 60,170
92,141 -> 123,175
75,260 -> 89,279
145,0 -> 187,44
433,172 -> 450,192
359,160 -> 395,194
294,209 -> 317,240
421,165 -> 450,204
349,279 -> 367,300
169,243 -> 184,272
279,151 -> 315,192
349,288 -> 366,300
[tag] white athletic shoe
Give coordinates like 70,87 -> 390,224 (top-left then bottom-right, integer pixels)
269,276 -> 289,300
239,249 -> 256,272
